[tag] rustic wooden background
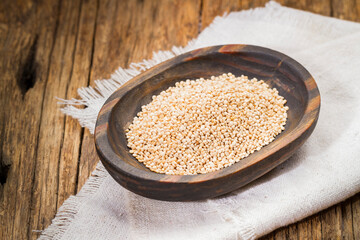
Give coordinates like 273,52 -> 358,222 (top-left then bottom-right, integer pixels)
0,0 -> 359,239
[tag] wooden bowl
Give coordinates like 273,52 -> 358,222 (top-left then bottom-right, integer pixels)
95,45 -> 320,201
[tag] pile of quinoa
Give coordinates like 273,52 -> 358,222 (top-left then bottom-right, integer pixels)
126,73 -> 288,175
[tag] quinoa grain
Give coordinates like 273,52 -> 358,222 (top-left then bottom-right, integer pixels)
126,73 -> 288,175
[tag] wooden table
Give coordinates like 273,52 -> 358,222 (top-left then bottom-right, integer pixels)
0,0 -> 359,239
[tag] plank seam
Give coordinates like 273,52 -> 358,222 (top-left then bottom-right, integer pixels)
198,0 -> 203,33
56,0 -> 84,209
27,0 -> 63,237
75,0 -> 99,194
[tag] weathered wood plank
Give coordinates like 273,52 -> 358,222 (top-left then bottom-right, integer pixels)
297,219 -> 311,239
341,199 -> 355,240
0,0 -> 60,239
0,30 -> 38,240
261,232 -> 274,240
274,227 -> 287,240
77,130 -> 99,192
201,0 -> 241,30
287,225 -> 298,240
321,206 -> 342,239
332,0 -> 360,21
277,0 -> 331,16
310,215 -> 322,240
28,0 -> 84,238
352,194 -> 360,239
56,0 -> 98,209
76,0 -> 137,191
240,0 -> 269,9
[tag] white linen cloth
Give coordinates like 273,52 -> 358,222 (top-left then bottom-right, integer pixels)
41,2 -> 360,239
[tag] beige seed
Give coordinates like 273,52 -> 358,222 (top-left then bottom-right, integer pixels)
126,73 -> 288,175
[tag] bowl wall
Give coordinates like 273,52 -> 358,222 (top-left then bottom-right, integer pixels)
95,45 -> 320,201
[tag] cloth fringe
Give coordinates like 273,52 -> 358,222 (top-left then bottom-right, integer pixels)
38,163 -> 108,239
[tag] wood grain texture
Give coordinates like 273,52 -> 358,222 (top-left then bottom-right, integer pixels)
0,0 -> 359,239
0,0 -> 60,239
29,0 -> 83,236
353,194 -> 360,239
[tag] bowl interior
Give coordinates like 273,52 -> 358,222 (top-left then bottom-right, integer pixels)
106,47 -> 310,177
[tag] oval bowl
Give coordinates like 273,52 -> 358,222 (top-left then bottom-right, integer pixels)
95,44 -> 320,201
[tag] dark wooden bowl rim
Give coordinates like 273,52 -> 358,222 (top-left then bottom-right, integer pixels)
95,44 -> 320,185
